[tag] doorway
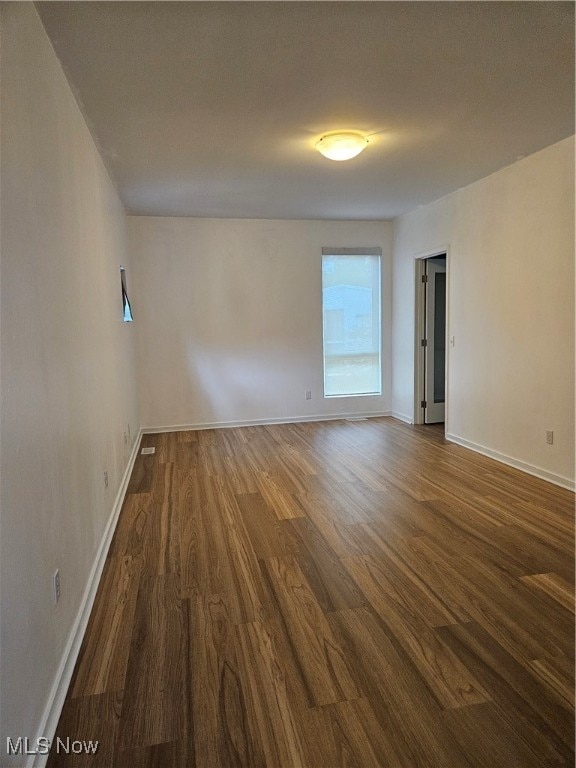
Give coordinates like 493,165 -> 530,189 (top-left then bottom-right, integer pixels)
414,252 -> 448,426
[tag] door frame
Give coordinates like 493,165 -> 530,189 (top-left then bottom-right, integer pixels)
413,246 -> 450,428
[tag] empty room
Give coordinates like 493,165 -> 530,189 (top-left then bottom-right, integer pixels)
1,2 -> 574,767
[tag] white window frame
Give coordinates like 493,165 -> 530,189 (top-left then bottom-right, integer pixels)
321,247 -> 382,398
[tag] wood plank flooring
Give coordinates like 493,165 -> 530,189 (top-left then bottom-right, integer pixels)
48,418 -> 575,767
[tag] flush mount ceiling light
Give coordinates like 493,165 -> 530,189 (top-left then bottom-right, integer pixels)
315,132 -> 369,161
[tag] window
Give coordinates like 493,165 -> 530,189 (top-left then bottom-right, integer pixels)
120,266 -> 134,322
322,248 -> 381,397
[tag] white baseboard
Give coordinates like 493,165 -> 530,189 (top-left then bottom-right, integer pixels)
446,432 -> 575,491
29,430 -> 143,768
391,411 -> 414,424
142,411 -> 392,434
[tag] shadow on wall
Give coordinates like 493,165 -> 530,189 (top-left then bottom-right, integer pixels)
186,346 -> 304,424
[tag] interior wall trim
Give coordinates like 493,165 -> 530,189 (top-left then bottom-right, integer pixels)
446,432 -> 575,491
391,411 -> 414,424
141,411 -> 393,434
28,430 -> 144,768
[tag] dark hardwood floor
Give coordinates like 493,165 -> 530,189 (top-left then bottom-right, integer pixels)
48,417 -> 575,767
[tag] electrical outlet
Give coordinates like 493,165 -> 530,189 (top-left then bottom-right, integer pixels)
52,570 -> 61,605
104,470 -> 109,489
546,430 -> 554,445
305,390 -> 312,400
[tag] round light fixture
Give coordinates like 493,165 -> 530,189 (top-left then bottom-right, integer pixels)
315,132 -> 369,161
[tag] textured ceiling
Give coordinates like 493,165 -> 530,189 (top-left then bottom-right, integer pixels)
38,1 -> 574,220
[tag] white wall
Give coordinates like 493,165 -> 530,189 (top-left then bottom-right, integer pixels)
129,217 -> 392,428
392,137 -> 575,487
0,5 -> 139,762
